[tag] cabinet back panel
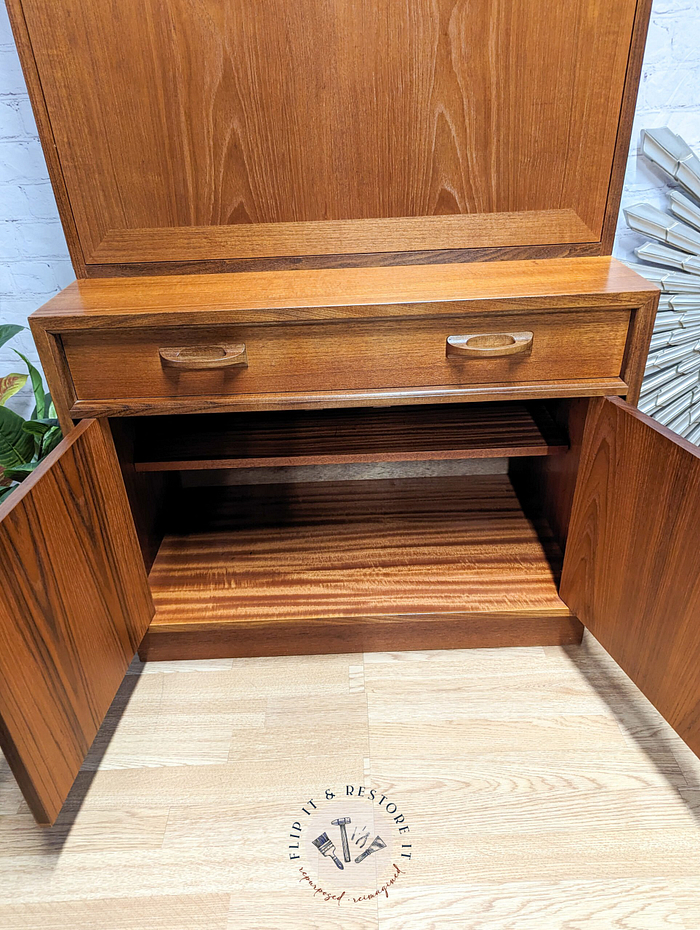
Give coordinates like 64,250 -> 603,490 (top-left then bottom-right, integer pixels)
18,0 -> 639,267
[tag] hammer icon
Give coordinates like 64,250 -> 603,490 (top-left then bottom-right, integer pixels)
332,817 -> 352,862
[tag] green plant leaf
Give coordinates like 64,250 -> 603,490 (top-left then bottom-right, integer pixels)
22,417 -> 58,438
41,425 -> 63,457
0,324 -> 24,350
12,350 -> 46,419
0,373 -> 28,405
33,394 -> 55,420
0,406 -> 35,468
0,484 -> 16,505
2,462 -> 39,482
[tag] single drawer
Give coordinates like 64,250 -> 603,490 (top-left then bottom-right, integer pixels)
62,308 -> 631,402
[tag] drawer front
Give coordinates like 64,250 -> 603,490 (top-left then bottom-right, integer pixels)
62,309 -> 631,401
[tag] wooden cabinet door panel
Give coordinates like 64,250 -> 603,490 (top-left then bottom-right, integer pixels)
14,0 -> 639,266
0,419 -> 153,825
561,396 -> 700,755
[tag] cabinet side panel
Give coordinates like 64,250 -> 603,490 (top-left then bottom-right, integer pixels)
600,0 -> 654,254
29,320 -> 77,434
510,398 -> 590,551
619,294 -> 660,405
109,418 -> 172,573
5,0 -> 86,276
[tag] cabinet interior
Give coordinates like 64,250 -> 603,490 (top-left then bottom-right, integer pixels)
131,402 -> 569,471
111,398 -> 586,660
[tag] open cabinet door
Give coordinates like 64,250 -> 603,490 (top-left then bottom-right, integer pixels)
0,419 -> 153,824
561,396 -> 700,755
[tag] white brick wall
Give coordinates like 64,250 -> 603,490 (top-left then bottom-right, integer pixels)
0,0 -> 699,414
614,0 -> 700,263
0,4 -> 71,413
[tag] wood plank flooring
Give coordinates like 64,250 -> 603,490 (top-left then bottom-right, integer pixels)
1,633 -> 699,928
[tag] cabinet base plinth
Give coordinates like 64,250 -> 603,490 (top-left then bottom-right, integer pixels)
137,613 -> 583,661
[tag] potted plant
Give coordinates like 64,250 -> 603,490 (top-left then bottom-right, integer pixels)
0,324 -> 62,504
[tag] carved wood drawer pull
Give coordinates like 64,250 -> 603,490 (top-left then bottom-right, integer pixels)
446,332 -> 534,358
159,343 -> 248,370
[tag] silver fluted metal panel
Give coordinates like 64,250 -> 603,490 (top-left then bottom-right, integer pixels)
625,131 -> 700,446
670,190 -> 700,231
635,241 -> 700,275
624,128 -> 700,444
622,261 -> 700,292
624,203 -> 700,256
658,295 -> 700,311
641,128 -> 700,201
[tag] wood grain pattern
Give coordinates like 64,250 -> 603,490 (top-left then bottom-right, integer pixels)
28,258 -> 654,422
109,418 -> 172,573
600,0 -> 655,254
140,475 -> 580,660
158,343 -> 248,371
31,258 -> 657,422
90,212 -> 596,264
0,419 -> 153,825
60,309 -> 632,403
5,630 -> 700,922
139,613 -> 583,662
31,257 -> 657,326
0,895 -> 231,929
4,636 -> 698,926
4,0 -> 86,277
510,397 -> 591,550
561,396 -> 700,758
83,241 -> 605,279
619,293 -> 660,404
446,332 -> 534,358
68,379 -> 631,420
17,0 -> 640,268
132,402 -> 568,472
29,326 -> 77,435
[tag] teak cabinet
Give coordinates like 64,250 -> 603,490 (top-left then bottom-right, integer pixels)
8,255 -> 700,829
4,0 -> 699,832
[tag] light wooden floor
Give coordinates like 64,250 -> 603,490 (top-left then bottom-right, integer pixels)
1,632 -> 699,929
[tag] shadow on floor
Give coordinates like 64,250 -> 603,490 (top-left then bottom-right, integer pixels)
564,632 -> 700,825
1,660 -> 145,853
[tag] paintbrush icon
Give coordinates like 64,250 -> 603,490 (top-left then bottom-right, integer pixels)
354,835 -> 386,863
312,832 -> 344,870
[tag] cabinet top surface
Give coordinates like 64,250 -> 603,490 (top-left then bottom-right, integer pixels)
32,258 -> 658,325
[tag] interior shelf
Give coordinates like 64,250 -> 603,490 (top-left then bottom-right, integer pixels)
141,474 -> 578,659
133,402 -> 568,472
